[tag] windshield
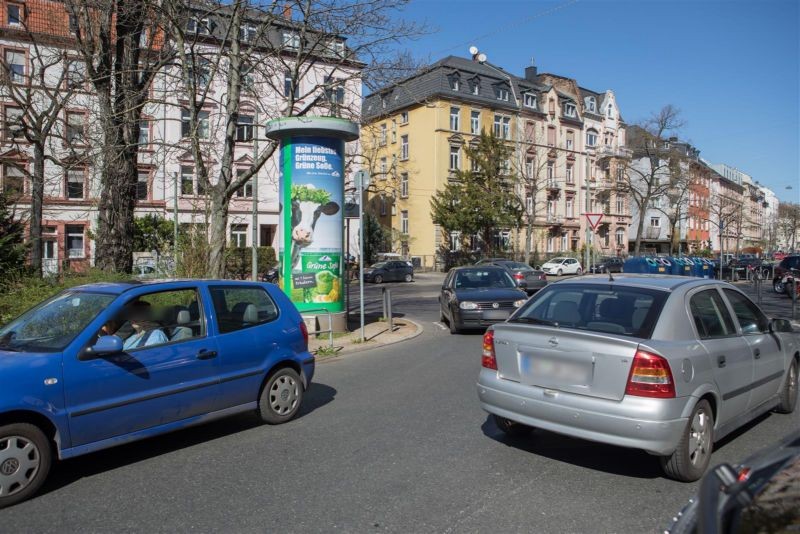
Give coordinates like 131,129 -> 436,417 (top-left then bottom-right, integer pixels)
547,258 -> 566,264
454,269 -> 517,289
0,291 -> 115,352
510,284 -> 669,338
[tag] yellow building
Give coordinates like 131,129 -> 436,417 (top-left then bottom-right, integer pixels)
361,55 -> 629,268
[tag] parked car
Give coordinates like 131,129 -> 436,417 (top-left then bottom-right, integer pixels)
261,263 -> 279,284
439,266 -> 528,334
362,260 -> 414,283
667,429 -> 800,533
773,254 -> 800,294
477,274 -> 799,481
589,256 -> 624,274
0,280 -> 313,508
475,258 -> 548,295
540,257 -> 583,276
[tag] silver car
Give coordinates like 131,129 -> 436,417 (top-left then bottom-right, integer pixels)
477,275 -> 799,481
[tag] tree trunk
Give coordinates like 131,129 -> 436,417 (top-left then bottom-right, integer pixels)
28,143 -> 45,275
633,202 -> 646,255
95,140 -> 137,273
207,190 -> 230,278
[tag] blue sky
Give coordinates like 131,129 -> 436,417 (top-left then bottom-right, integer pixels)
395,0 -> 799,202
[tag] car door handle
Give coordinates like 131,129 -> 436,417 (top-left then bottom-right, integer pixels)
197,350 -> 218,360
717,355 -> 726,368
753,348 -> 761,359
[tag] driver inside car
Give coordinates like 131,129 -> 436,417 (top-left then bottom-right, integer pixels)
121,300 -> 168,350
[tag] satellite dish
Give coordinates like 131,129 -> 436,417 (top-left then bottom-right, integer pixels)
469,46 -> 479,56
477,53 -> 487,63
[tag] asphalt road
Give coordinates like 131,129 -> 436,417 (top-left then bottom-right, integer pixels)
3,273 -> 799,533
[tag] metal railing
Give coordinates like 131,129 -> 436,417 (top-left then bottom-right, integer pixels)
302,308 -> 334,349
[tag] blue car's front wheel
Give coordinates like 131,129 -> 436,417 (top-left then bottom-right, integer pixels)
0,423 -> 51,509
258,367 -> 304,425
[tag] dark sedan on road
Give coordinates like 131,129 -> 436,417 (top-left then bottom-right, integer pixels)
439,266 -> 528,334
475,258 -> 548,295
363,260 -> 414,283
589,256 -> 624,274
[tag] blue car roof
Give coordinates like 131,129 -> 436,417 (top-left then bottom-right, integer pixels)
68,279 -> 266,295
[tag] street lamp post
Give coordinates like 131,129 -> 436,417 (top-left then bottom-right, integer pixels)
251,108 -> 259,281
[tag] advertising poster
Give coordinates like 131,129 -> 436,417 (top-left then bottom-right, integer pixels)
278,135 -> 344,312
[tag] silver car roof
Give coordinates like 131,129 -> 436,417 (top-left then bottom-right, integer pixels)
548,274 -> 732,293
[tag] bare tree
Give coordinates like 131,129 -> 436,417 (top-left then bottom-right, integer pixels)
777,202 -> 800,251
167,0 -> 424,277
622,105 -> 686,255
705,185 -> 742,275
653,157 -> 693,256
0,31 -> 82,274
67,0 -> 175,272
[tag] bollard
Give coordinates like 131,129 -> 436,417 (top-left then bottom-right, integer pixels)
381,287 -> 393,332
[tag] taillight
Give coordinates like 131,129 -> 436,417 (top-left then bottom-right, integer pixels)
625,350 -> 675,398
482,330 -> 497,370
539,274 -> 547,280
513,272 -> 524,280
737,467 -> 752,482
299,321 -> 309,348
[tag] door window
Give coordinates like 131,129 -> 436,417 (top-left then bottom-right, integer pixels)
109,289 -> 205,350
723,289 -> 769,335
210,286 -> 279,333
689,289 -> 736,339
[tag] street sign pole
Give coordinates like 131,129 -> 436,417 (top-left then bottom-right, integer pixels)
251,108 -> 259,281
355,170 -> 371,342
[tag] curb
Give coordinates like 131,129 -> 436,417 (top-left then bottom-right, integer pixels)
316,318 -> 425,363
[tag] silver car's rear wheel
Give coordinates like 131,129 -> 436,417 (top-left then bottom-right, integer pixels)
660,400 -> 713,482
0,424 -> 51,509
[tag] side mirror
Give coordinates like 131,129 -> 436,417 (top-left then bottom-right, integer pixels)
81,335 -> 123,360
770,318 -> 792,333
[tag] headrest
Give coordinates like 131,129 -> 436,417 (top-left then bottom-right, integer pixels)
243,304 -> 258,324
177,310 -> 190,325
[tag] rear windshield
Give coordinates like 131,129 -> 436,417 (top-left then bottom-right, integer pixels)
510,283 -> 669,339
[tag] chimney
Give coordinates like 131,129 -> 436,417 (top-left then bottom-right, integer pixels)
282,4 -> 292,19
524,65 -> 538,82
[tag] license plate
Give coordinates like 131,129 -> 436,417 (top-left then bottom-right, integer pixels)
519,354 -> 592,387
483,310 -> 510,321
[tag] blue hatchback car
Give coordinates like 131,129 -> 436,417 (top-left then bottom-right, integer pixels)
0,280 -> 313,507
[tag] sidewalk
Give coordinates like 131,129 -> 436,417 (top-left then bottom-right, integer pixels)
308,317 -> 423,359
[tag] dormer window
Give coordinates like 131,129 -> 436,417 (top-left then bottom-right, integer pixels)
585,97 -> 596,112
607,104 -> 614,118
448,73 -> 460,91
282,30 -> 300,50
469,77 -> 480,95
563,102 -> 577,118
186,16 -> 210,35
494,85 -> 509,101
523,93 -> 537,109
240,24 -> 257,42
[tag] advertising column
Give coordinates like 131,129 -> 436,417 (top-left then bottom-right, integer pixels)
265,117 -> 359,329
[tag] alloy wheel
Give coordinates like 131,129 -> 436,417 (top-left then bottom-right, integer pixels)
269,375 -> 299,416
0,436 -> 40,497
687,408 -> 711,466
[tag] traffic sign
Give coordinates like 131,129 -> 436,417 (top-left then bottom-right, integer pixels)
585,213 -> 603,230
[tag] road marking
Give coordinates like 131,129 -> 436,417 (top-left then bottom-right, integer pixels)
433,322 -> 447,331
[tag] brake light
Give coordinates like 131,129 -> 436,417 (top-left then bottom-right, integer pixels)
482,330 -> 497,370
513,272 -> 524,280
539,274 -> 547,280
625,350 -> 675,398
299,321 -> 309,349
737,467 -> 752,482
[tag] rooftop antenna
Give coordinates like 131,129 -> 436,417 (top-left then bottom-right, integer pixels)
477,53 -> 487,63
530,56 -> 535,66
469,45 -> 479,59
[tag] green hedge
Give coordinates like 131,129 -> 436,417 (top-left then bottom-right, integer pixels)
224,247 -> 277,280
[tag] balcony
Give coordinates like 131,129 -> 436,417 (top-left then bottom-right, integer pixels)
644,227 -> 661,240
597,146 -> 633,159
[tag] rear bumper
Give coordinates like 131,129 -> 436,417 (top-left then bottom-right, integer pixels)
477,369 -> 690,455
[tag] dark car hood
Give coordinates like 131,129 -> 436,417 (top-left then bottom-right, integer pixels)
453,288 -> 526,301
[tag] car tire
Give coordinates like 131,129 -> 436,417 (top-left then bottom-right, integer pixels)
776,359 -> 798,414
404,273 -> 413,283
257,367 -> 304,425
773,279 -> 785,294
576,268 -> 582,275
556,269 -> 563,276
493,415 -> 533,437
374,275 -> 383,284
660,399 -> 713,482
0,423 -> 52,509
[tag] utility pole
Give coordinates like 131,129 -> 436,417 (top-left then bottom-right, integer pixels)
252,108 -> 259,281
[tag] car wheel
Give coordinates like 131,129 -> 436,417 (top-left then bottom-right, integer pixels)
776,359 -> 798,414
258,367 -> 304,425
0,423 -> 52,509
660,399 -> 713,482
404,273 -> 413,283
576,268 -> 582,275
373,274 -> 383,284
773,279 -> 785,294
493,415 -> 533,437
556,269 -> 563,276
